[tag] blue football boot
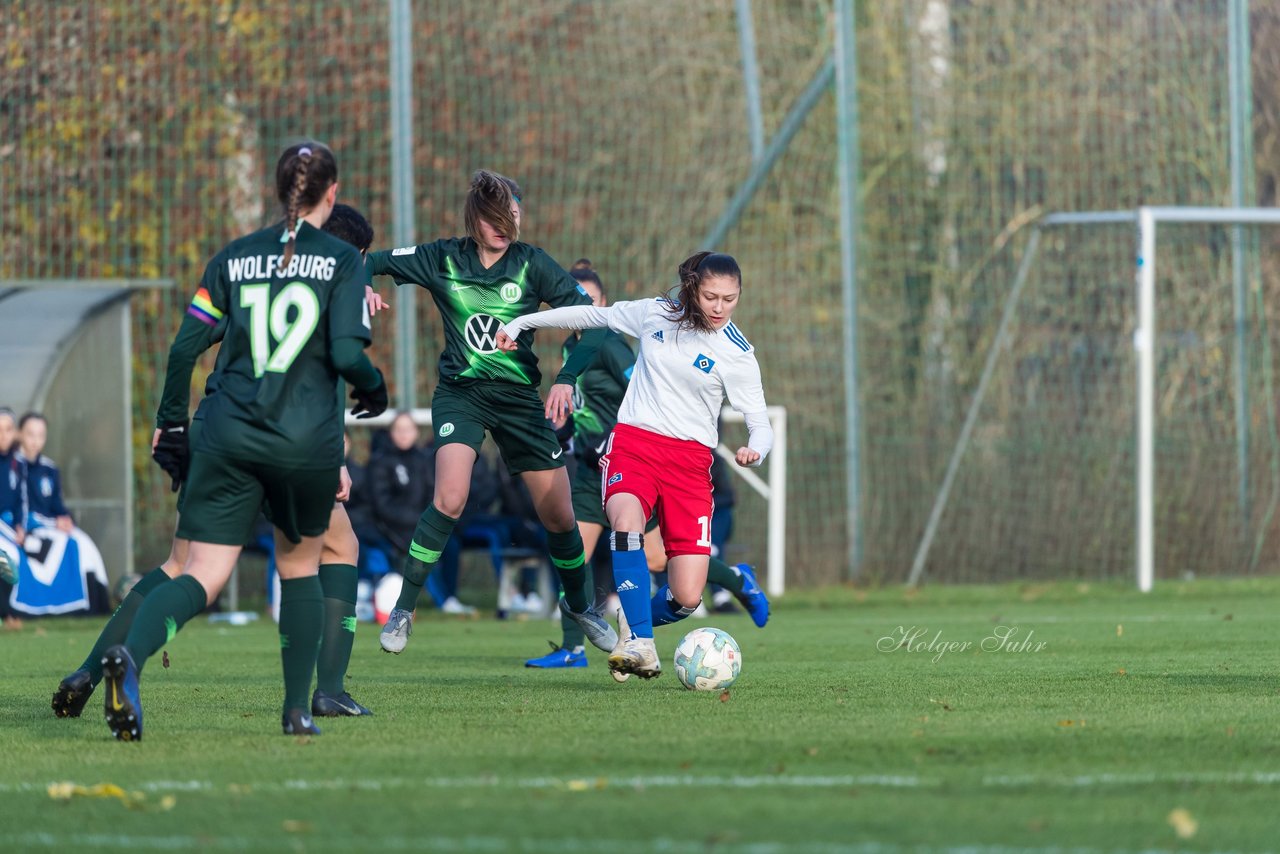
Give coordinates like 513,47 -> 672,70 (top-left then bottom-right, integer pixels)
101,645 -> 142,741
734,564 -> 770,628
525,642 -> 587,668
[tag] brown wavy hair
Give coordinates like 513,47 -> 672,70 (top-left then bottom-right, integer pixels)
464,169 -> 523,247
666,251 -> 742,332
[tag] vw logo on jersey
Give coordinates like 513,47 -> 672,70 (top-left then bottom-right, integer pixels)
439,422 -> 455,437
693,353 -> 716,374
499,282 -> 523,304
463,313 -> 505,353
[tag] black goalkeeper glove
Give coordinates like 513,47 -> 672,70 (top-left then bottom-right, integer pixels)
153,421 -> 190,493
349,371 -> 389,420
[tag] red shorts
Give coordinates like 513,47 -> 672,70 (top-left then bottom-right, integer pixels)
601,423 -> 714,559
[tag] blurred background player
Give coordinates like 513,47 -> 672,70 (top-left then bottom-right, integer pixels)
96,143 -> 388,740
368,412 -> 475,616
522,260 -> 768,672
498,251 -> 772,680
365,169 -> 614,657
0,408 -> 21,628
52,203 -> 385,721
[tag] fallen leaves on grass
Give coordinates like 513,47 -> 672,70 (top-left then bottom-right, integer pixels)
564,778 -> 607,792
719,689 -> 731,702
282,820 -> 311,833
162,651 -> 170,669
47,782 -> 175,812
928,698 -> 955,712
1057,719 -> 1086,727
1167,808 -> 1198,839
1115,668 -> 1127,676
1116,624 -> 1123,637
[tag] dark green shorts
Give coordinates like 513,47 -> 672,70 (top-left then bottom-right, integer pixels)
571,460 -> 659,532
431,381 -> 565,475
173,418 -> 203,517
175,451 -> 338,546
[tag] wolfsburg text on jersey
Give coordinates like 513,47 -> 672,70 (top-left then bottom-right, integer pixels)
226,254 -> 338,282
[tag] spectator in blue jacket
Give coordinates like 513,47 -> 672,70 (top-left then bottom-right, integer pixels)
0,408 -> 23,533
16,412 -> 73,533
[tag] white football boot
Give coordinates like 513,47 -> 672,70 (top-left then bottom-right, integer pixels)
608,635 -> 661,680
558,599 -> 618,652
609,608 -> 631,683
379,608 -> 414,654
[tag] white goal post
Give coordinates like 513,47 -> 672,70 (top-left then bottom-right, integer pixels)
908,205 -> 1280,592
346,406 -> 788,595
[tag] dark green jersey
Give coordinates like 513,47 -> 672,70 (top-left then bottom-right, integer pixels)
366,237 -> 591,386
563,331 -> 634,460
185,222 -> 370,467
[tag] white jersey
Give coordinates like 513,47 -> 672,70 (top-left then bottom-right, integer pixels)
502,298 -> 773,462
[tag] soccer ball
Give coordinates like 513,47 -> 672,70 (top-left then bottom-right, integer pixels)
673,627 -> 741,691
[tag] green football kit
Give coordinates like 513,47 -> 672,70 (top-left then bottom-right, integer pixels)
365,236 -> 602,619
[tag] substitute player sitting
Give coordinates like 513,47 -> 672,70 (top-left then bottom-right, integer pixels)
497,251 -> 773,680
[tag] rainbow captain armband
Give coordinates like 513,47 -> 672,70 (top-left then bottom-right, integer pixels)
187,287 -> 224,326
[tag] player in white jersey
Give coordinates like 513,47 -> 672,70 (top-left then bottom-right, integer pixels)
497,251 -> 772,680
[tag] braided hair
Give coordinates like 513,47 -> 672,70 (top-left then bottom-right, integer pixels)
274,142 -> 338,267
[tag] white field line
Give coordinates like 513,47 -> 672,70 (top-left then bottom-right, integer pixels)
0,832 -> 1263,854
6,770 -> 1280,796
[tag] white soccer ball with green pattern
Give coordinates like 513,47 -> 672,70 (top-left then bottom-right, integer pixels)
673,627 -> 741,691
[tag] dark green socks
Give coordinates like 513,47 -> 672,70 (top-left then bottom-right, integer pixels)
395,505 -> 458,612
705,556 -> 745,595
123,575 -> 207,674
559,559 -> 593,650
546,527 -> 589,613
316,564 -> 358,696
81,566 -> 171,683
279,575 -> 324,714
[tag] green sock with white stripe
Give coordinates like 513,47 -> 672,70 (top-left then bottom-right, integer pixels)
546,527 -> 590,613
396,505 -> 458,612
316,563 -> 358,696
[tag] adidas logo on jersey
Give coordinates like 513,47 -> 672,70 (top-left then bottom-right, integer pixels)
651,330 -> 664,342
617,580 -> 640,592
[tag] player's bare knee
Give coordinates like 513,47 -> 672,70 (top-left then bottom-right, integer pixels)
434,493 -> 468,518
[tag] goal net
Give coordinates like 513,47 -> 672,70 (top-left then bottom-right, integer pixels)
910,210 -> 1280,587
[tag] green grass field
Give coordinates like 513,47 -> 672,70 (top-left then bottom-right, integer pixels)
2,578 -> 1279,852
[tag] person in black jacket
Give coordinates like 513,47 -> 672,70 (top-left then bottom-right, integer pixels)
369,413 -> 435,564
368,413 -> 475,614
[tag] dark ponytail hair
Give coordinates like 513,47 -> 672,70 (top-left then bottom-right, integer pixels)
668,251 -> 742,332
464,169 -> 522,247
275,142 -> 338,267
569,257 -> 603,294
